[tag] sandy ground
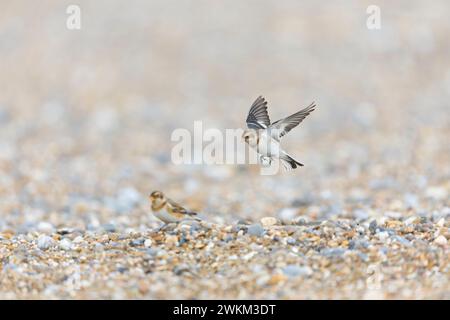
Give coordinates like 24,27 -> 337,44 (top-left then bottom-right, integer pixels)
0,1 -> 449,299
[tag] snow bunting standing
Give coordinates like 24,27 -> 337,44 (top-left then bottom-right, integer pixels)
242,96 -> 316,171
149,191 -> 199,224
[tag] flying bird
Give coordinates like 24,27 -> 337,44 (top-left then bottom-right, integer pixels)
242,96 -> 316,171
149,191 -> 200,224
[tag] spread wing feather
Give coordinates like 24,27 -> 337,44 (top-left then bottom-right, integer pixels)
269,102 -> 316,141
246,96 -> 271,129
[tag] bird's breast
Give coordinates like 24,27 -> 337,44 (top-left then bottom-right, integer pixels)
257,133 -> 280,157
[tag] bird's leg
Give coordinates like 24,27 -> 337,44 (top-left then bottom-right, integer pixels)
157,223 -> 177,232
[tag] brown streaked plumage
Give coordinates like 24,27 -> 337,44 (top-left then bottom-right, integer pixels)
149,191 -> 199,224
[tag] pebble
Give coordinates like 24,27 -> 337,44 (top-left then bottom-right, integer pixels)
369,220 -> 378,234
392,236 -> 411,247
377,231 -> 390,241
282,265 -> 313,277
37,235 -> 54,250
130,238 -> 145,246
59,238 -> 73,251
247,224 -> 265,237
144,239 -> 153,248
436,218 -> 445,228
404,216 -> 419,226
434,235 -> 447,246
260,217 -> 278,227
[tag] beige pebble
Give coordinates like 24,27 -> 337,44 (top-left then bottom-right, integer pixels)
434,235 -> 447,246
260,217 -> 278,227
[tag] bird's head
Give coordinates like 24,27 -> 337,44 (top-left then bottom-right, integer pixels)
242,129 -> 258,147
149,191 -> 166,206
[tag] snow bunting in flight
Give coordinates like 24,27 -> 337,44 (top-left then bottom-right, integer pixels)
149,191 -> 199,224
242,96 -> 316,171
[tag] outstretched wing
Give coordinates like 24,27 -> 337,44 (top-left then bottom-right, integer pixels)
269,102 -> 316,141
167,198 -> 197,217
246,96 -> 271,129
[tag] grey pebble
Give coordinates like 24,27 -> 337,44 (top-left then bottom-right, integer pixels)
392,236 -> 411,247
282,265 -> 313,277
369,220 -> 377,234
247,224 -> 265,237
37,235 -> 54,250
321,248 -> 346,257
130,238 -> 145,247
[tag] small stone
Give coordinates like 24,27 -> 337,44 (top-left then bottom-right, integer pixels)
392,236 -> 411,247
434,235 -> 447,246
73,236 -> 84,243
377,231 -> 389,241
165,235 -> 178,245
369,220 -> 378,234
242,251 -> 257,260
59,238 -> 73,251
436,218 -> 445,228
37,235 -> 54,250
260,217 -> 277,227
282,265 -> 313,277
321,248 -> 346,257
173,264 -> 190,275
247,224 -> 264,237
130,238 -> 145,247
404,216 -> 419,226
144,239 -> 153,248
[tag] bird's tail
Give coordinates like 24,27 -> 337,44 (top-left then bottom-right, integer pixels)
280,152 -> 303,171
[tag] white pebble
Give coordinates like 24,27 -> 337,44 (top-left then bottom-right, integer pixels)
436,218 -> 445,227
144,239 -> 153,248
37,235 -> 54,250
434,235 -> 447,246
377,231 -> 389,241
260,217 -> 277,227
404,216 -> 418,226
59,238 -> 73,251
73,236 -> 84,243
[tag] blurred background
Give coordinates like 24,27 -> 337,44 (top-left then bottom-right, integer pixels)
0,0 -> 449,231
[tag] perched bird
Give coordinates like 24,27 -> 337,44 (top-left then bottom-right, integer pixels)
149,191 -> 199,224
243,96 -> 316,171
